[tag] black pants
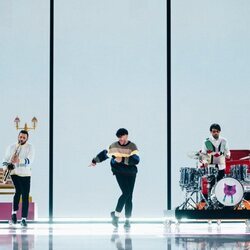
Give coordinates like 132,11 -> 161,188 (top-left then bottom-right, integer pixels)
115,174 -> 136,218
203,169 -> 225,200
217,169 -> 225,182
11,175 -> 31,218
211,169 -> 225,188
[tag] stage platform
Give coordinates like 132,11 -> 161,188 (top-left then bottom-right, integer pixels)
0,222 -> 250,249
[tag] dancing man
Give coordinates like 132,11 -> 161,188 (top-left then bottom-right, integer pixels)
2,130 -> 35,227
90,128 -> 140,228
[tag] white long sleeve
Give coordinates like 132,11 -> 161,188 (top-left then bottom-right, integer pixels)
2,143 -> 35,177
201,136 -> 230,170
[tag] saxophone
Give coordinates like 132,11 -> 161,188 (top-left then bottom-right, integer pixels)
3,143 -> 21,184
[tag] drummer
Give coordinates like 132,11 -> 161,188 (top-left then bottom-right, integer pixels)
201,123 -> 231,182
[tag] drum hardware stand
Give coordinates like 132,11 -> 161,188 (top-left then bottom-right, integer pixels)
177,176 -> 209,210
177,189 -> 199,210
204,176 -> 217,210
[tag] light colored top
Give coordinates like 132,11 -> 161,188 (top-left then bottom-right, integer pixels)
2,143 -> 35,177
201,136 -> 230,170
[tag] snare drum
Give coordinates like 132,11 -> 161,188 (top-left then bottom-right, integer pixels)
211,177 -> 244,207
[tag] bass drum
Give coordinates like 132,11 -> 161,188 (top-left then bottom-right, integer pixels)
211,177 -> 244,208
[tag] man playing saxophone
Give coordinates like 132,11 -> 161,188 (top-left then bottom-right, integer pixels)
2,130 -> 35,227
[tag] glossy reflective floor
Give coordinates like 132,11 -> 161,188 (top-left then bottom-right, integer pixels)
0,222 -> 250,249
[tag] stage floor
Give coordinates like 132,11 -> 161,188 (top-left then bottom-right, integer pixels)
0,222 -> 250,249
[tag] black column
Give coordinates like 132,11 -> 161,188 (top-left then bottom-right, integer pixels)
167,0 -> 171,210
49,0 -> 54,222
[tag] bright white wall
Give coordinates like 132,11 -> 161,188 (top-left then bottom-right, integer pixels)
54,0 -> 167,217
2,0 -> 249,217
172,0 -> 250,208
0,1 -> 49,217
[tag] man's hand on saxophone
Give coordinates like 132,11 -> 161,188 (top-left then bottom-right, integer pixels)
11,154 -> 19,164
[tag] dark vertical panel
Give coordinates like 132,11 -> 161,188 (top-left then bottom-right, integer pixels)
167,0 -> 171,210
49,0 -> 54,221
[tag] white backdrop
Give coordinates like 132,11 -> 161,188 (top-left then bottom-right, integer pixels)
172,0 -> 250,208
0,0 -> 49,218
0,0 -> 167,219
53,0 -> 167,218
2,0 -> 250,218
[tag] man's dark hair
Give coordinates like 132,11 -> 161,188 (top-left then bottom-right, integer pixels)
210,123 -> 221,132
19,130 -> 29,138
116,128 -> 128,138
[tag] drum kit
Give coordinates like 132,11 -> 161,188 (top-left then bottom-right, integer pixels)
177,152 -> 250,210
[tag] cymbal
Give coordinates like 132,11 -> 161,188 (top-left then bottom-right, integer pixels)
187,151 -> 200,160
239,155 -> 250,160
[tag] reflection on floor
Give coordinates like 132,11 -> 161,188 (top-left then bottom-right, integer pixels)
0,222 -> 250,249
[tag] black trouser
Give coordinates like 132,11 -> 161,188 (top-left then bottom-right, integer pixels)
11,175 -> 31,218
211,169 -> 225,188
217,169 -> 225,182
203,169 -> 225,200
115,174 -> 136,218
